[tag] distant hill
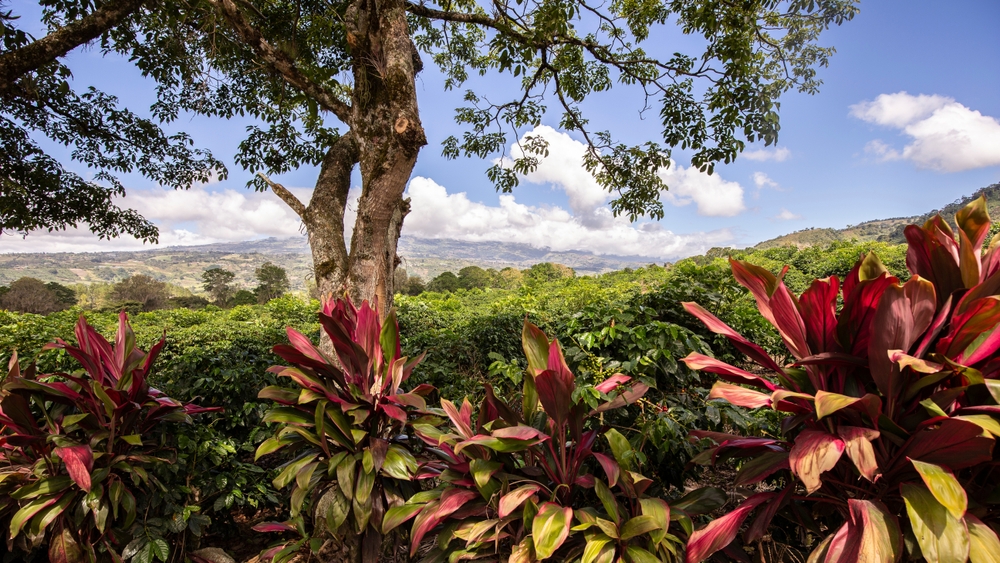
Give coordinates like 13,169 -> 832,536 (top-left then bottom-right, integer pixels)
755,183 -> 1000,249
0,236 -> 659,292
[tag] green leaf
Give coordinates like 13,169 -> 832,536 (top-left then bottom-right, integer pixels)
969,514 -> 1000,563
911,459 -> 968,519
11,495 -> 60,537
902,483 -> 970,563
531,502 -> 572,560
620,515 -> 659,540
581,535 -> 615,563
255,437 -> 288,460
593,479 -> 620,524
382,445 -> 418,480
955,414 -> 1000,437
151,538 -> 169,562
604,428 -> 633,471
670,487 -> 726,515
29,492 -> 74,537
381,309 -> 400,367
522,321 -> 550,375
12,476 -> 73,500
469,459 -> 502,489
121,434 -> 143,446
273,454 -> 318,490
383,503 -> 425,534
337,455 -> 357,501
315,485 -> 350,535
625,545 -> 659,563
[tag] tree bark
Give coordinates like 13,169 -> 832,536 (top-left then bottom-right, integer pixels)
341,0 -> 426,313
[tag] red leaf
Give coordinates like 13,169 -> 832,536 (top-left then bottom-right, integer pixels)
868,277 -> 936,402
252,522 -> 297,533
595,374 -> 631,394
789,430 -> 844,494
592,452 -> 620,487
681,353 -> 778,391
535,341 -> 576,425
441,399 -> 474,439
55,445 -> 94,492
684,493 -> 773,563
707,381 -> 771,409
409,489 -> 479,555
769,283 -> 811,360
838,271 -> 897,357
682,302 -> 785,374
499,484 -> 543,518
492,425 -> 546,440
900,418 -> 995,470
798,277 -> 840,355
380,403 -> 408,423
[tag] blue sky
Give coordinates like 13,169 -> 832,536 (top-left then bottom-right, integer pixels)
3,0 -> 1000,258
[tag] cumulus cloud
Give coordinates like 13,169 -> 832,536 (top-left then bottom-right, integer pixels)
2,125 -> 743,260
659,163 -> 746,217
743,147 -> 791,162
851,92 -> 1000,172
773,208 -> 801,221
0,186 -> 310,253
402,177 -> 733,260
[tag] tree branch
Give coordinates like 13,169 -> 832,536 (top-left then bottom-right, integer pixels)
207,0 -> 353,125
0,0 -> 148,88
257,172 -> 307,218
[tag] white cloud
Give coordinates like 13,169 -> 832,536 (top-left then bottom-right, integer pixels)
0,186 -> 310,253
1,125 -> 743,260
851,92 -> 1000,172
743,147 -> 791,162
773,208 -> 801,221
402,177 -> 732,260
752,172 -> 778,189
400,125 -> 741,259
659,163 -> 746,217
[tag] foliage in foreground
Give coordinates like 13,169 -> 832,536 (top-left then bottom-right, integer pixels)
391,321 -> 725,563
0,313 -> 220,563
252,298 -> 430,562
683,196 -> 1000,562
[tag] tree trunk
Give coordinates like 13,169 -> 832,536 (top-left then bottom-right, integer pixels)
342,0 -> 426,312
265,0 -> 425,316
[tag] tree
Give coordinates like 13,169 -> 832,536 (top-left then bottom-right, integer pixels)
457,265 -> 490,290
0,0 -> 224,240
254,262 -> 289,303
402,275 -> 426,296
7,0 -> 857,312
524,262 -> 574,284
0,277 -> 67,314
230,289 -> 257,306
45,281 -> 77,307
494,267 -> 524,289
427,271 -> 460,293
202,267 -> 237,304
110,274 -> 169,311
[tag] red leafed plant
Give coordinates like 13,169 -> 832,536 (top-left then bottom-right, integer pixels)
0,313 -> 220,563
252,297 -> 431,563
384,320 -> 726,563
681,196 -> 1000,563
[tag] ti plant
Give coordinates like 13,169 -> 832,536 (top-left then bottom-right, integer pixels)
681,196 -> 1000,563
386,320 -> 726,563
0,313 -> 220,563
253,297 -> 431,563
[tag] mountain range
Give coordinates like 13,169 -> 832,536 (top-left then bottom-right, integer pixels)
0,236 -> 661,292
2,182 -> 998,292
754,183 -> 1000,249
